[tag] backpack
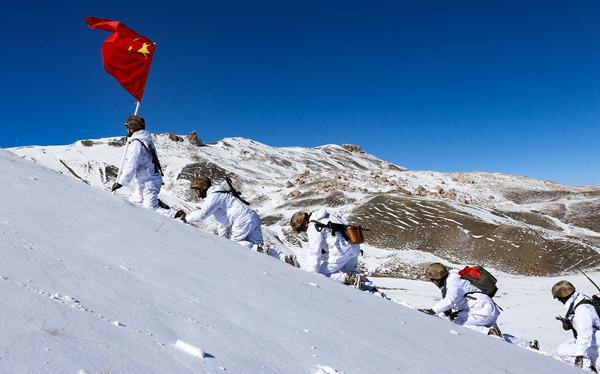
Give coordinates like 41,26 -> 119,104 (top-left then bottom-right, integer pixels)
567,296 -> 600,321
458,265 -> 498,298
564,296 -> 600,338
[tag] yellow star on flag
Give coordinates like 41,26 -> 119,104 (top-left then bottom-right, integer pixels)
137,43 -> 151,57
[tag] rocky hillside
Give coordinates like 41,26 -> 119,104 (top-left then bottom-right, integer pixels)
9,133 -> 600,276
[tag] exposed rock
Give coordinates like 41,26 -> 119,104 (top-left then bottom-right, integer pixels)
80,140 -> 97,147
187,131 -> 204,146
167,133 -> 184,142
395,187 -> 412,196
289,190 -> 301,198
415,186 -> 428,197
261,214 -> 284,226
104,165 -> 119,183
341,144 -> 364,153
446,189 -> 458,200
385,162 -> 405,171
437,187 -> 445,195
58,159 -> 87,184
177,161 -> 234,183
285,181 -> 293,188
108,137 -> 127,147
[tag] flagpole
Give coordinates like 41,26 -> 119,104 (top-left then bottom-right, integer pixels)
112,101 -> 139,195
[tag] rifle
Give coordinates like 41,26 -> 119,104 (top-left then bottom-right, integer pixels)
577,267 -> 600,294
225,177 -> 250,206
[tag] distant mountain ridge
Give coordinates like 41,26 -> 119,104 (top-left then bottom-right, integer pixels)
9,134 -> 600,276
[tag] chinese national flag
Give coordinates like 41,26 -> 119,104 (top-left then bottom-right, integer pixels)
86,17 -> 155,102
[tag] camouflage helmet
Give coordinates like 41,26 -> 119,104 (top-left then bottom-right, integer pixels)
190,175 -> 212,192
425,263 -> 449,281
552,280 -> 576,299
124,115 -> 145,132
290,211 -> 308,232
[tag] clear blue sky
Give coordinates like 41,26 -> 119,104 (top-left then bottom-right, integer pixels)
2,1 -> 599,185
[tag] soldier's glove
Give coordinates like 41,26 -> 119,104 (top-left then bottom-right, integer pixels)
174,210 -> 187,223
418,308 -> 436,316
111,183 -> 123,192
556,316 -> 573,331
444,310 -> 460,321
574,355 -> 584,368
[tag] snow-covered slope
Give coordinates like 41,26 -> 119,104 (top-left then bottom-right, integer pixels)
9,135 -> 600,276
0,150 -> 578,372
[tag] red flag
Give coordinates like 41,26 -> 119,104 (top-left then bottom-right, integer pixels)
86,17 -> 156,102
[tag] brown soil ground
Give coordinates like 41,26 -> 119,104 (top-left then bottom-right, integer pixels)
351,194 -> 600,276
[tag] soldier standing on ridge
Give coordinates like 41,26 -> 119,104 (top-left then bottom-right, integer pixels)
111,115 -> 185,221
553,280 -> 600,372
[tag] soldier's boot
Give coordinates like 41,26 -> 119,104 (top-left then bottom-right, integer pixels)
487,324 -> 502,337
344,273 -> 357,286
528,340 -> 539,350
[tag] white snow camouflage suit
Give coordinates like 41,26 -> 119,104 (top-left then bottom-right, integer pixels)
187,185 -> 263,249
305,208 -> 360,283
431,270 -> 500,334
557,292 -> 600,371
117,130 -> 178,218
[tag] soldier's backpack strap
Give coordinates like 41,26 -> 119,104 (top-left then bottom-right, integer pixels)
130,138 -> 164,176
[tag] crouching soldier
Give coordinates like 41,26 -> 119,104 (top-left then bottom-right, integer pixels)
553,280 -> 599,372
289,209 -> 361,286
186,175 -> 264,249
111,115 -> 185,221
419,263 -> 501,335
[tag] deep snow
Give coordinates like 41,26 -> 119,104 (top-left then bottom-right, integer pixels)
0,151 -> 581,373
